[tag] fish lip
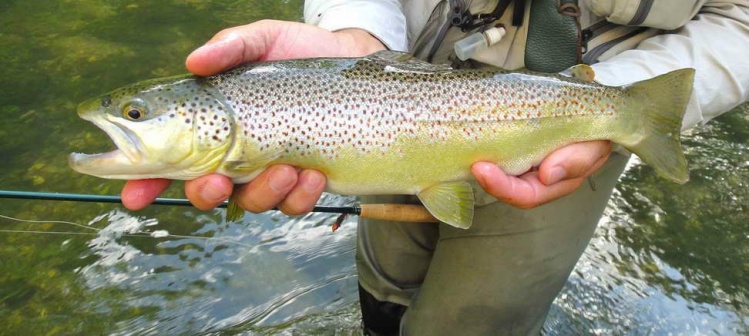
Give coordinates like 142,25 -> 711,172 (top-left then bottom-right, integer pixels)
69,149 -> 126,169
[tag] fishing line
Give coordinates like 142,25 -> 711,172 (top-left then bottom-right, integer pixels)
0,214 -> 100,231
0,213 -> 254,248
0,229 -> 99,236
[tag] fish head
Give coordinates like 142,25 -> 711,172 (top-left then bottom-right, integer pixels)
70,75 -> 235,180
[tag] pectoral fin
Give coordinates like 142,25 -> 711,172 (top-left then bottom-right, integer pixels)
417,181 -> 474,229
224,150 -> 282,175
222,151 -> 282,222
225,193 -> 244,222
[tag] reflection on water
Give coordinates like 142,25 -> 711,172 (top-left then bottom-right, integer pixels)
68,194 -> 361,335
547,104 -> 749,335
0,0 -> 747,334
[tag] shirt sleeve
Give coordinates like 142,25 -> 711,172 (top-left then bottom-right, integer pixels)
591,0 -> 749,130
304,0 -> 408,51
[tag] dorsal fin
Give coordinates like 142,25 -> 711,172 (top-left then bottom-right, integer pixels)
560,64 -> 596,83
360,50 -> 454,73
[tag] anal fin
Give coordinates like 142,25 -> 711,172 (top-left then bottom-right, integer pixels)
417,181 -> 474,229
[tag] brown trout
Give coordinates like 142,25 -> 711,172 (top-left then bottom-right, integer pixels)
70,51 -> 695,229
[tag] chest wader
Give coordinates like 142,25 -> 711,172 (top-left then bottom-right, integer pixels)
358,1 -> 587,335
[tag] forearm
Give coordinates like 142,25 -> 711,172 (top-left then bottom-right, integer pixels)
592,1 -> 749,130
333,28 -> 388,55
304,0 -> 407,51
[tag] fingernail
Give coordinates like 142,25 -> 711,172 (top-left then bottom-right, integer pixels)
474,162 -> 495,176
303,172 -> 323,193
269,170 -> 296,192
194,36 -> 232,53
201,181 -> 228,203
547,167 -> 567,184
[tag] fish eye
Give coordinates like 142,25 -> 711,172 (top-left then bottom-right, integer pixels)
126,108 -> 143,120
121,100 -> 148,121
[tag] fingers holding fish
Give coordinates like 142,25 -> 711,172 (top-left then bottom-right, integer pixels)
230,164 -> 322,215
121,179 -> 172,211
471,141 -> 612,209
276,169 -> 327,216
472,162 -> 585,209
538,140 -> 612,185
184,174 -> 233,210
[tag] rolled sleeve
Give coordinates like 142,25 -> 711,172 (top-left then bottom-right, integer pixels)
591,0 -> 749,131
304,0 -> 408,51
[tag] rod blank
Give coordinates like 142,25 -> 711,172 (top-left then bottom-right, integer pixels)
0,190 -> 360,215
0,190 -> 438,222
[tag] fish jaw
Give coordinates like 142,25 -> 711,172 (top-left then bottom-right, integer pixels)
69,150 -> 143,179
68,108 -> 215,180
69,98 -> 149,178
68,113 -> 173,179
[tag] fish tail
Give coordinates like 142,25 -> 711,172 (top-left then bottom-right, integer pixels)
621,68 -> 695,184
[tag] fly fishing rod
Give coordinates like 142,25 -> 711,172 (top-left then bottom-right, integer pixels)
0,190 -> 437,225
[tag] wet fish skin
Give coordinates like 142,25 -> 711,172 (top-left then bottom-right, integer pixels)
70,51 -> 695,228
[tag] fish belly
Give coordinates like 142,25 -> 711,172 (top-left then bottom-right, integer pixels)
282,112 -> 620,196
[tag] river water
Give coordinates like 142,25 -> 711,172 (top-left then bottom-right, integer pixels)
0,1 -> 747,334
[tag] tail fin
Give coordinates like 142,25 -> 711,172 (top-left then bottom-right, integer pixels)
622,68 -> 695,184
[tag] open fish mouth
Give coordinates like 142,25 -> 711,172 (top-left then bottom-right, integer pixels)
69,116 -> 143,178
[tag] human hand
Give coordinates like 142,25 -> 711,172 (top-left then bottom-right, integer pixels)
121,20 -> 386,215
472,140 -> 612,209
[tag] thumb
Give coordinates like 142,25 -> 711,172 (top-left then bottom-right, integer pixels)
186,20 -> 288,76
538,140 -> 612,185
186,35 -> 251,76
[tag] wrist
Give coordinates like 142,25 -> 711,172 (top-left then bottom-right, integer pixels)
333,29 -> 387,56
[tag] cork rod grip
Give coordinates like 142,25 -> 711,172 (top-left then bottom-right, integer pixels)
358,204 -> 438,223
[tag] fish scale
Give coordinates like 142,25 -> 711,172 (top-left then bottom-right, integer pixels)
70,51 -> 694,228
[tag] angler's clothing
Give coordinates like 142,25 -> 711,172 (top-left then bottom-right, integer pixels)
306,0 -> 749,131
356,153 -> 630,335
304,0 -> 749,334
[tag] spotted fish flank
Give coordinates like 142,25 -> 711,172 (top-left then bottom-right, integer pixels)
70,51 -> 695,229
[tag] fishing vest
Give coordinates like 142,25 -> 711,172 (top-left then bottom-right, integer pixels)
405,0 -> 708,71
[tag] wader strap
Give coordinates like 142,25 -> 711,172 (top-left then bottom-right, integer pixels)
426,0 -> 464,63
524,0 -> 583,72
512,0 -> 527,26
